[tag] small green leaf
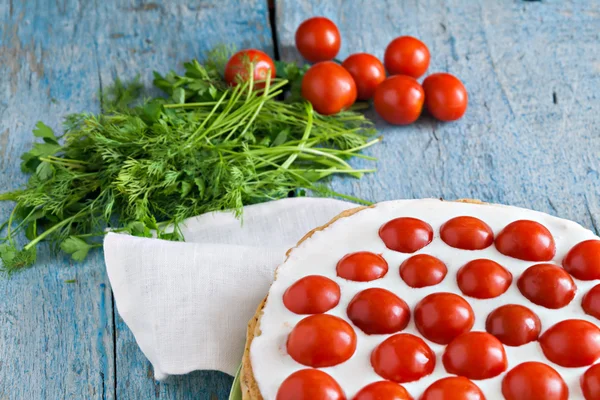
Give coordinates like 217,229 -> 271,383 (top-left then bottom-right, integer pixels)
126,221 -> 152,238
64,279 -> 77,283
271,129 -> 289,147
33,121 -> 58,144
208,85 -> 218,99
172,87 -> 185,104
60,237 -> 92,262
36,161 -> 55,181
180,181 -> 192,198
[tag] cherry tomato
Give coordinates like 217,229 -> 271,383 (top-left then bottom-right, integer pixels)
384,36 -> 430,78
485,304 -> 541,346
495,220 -> 556,261
420,376 -> 486,400
582,364 -> 600,400
224,49 -> 276,89
286,314 -> 357,367
373,75 -> 424,125
337,251 -> 388,282
400,254 -> 447,288
347,288 -> 410,334
301,61 -> 357,115
422,73 -> 468,121
539,319 -> 600,367
353,381 -> 412,400
440,216 -> 494,250
379,217 -> 433,253
457,259 -> 512,299
501,362 -> 568,400
295,17 -> 341,63
414,292 -> 474,344
582,284 -> 600,320
563,239 -> 600,280
276,369 -> 345,400
342,53 -> 386,100
442,332 -> 508,380
283,275 -> 341,314
517,263 -> 576,309
371,333 -> 435,383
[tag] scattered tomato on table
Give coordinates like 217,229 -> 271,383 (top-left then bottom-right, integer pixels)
384,35 -> 431,78
224,49 -> 276,89
295,16 -> 341,63
301,61 -> 357,115
342,53 -> 386,100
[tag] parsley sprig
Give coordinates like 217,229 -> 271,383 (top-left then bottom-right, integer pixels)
0,49 -> 379,273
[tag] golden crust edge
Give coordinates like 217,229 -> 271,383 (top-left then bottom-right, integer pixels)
240,199 -> 482,399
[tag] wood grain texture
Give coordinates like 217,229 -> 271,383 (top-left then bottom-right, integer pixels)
277,0 -> 600,233
0,0 -> 272,399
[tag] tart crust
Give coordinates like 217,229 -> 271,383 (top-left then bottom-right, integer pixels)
240,199 -> 482,399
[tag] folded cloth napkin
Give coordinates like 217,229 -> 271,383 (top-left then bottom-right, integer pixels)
104,197 -> 355,380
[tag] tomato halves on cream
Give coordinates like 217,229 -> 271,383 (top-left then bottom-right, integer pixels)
563,239 -> 600,280
440,216 -> 494,250
517,263 -> 576,309
371,333 -> 435,383
501,362 -> 568,400
287,314 -> 356,368
400,254 -> 447,288
276,369 -> 345,400
414,292 -> 475,344
582,364 -> 600,400
485,304 -> 541,346
283,275 -> 340,314
379,217 -> 433,253
337,251 -> 388,282
353,381 -> 412,400
582,284 -> 600,320
420,376 -> 486,400
539,319 -> 600,367
347,288 -> 410,335
457,259 -> 512,299
442,332 -> 508,380
495,220 -> 556,261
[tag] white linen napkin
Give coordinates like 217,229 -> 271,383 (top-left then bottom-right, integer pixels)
104,197 -> 355,380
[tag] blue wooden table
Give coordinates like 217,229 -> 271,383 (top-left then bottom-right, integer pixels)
1,0 -> 599,398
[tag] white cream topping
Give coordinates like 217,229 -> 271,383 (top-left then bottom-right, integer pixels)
250,199 -> 600,399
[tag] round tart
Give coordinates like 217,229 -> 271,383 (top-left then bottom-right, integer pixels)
241,199 -> 600,400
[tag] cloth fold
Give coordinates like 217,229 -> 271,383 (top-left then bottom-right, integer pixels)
104,197 -> 355,379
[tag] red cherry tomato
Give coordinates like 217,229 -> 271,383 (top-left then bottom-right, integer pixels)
495,220 -> 556,261
379,217 -> 433,253
373,75 -> 425,125
517,263 -> 576,309
563,239 -> 600,280
539,319 -> 600,367
422,73 -> 468,121
501,362 -> 568,400
347,288 -> 410,334
342,53 -> 386,100
440,216 -> 494,250
224,49 -> 276,89
582,364 -> 600,400
301,61 -> 357,115
371,333 -> 436,383
283,275 -> 341,314
286,314 -> 357,367
420,376 -> 486,400
400,254 -> 447,288
442,332 -> 508,380
337,252 -> 388,282
457,259 -> 512,299
353,381 -> 412,400
276,369 -> 345,400
295,17 -> 341,63
582,284 -> 600,320
414,292 -> 475,344
485,304 -> 541,346
384,36 -> 430,78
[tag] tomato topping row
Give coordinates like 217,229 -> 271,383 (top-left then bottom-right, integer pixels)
276,360 -> 600,399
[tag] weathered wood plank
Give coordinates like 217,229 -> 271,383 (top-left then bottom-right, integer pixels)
92,0 -> 274,398
276,0 -> 600,233
0,1 -> 115,399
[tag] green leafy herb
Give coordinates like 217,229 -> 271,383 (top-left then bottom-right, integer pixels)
0,47 -> 379,274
